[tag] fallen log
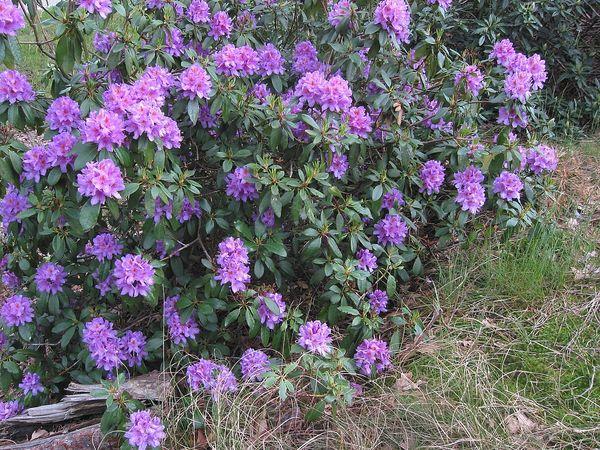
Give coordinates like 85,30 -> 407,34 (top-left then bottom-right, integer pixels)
0,422 -> 118,449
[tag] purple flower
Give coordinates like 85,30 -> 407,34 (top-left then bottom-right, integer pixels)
82,109 -> 126,152
187,0 -> 209,23
22,145 -> 54,182
125,410 -> 166,450
454,65 -> 484,97
45,96 -> 81,132
368,290 -> 388,314
94,273 -> 114,296
0,400 -> 20,421
374,214 -> 408,246
35,262 -> 66,294
504,70 -> 532,103
78,0 -> 112,18
328,152 -> 349,179
344,106 -> 373,138
381,188 -> 404,210
214,237 -> 251,293
328,0 -> 354,27
19,372 -> 43,396
455,181 -> 486,213
296,70 -> 327,107
528,54 -> 547,90
113,254 -> 155,297
259,208 -> 275,228
297,320 -> 332,356
490,39 -> 516,67
180,64 -> 212,99
0,0 -> 24,36
452,165 -> 484,190
87,233 -> 123,262
226,166 -> 258,202
1,294 -> 34,326
257,292 -> 286,329
0,184 -> 30,227
374,0 -> 411,43
292,41 -> 321,74
187,359 -> 238,398
214,44 -> 259,77
356,249 -> 377,273
427,0 -> 451,8
164,295 -> 200,345
165,27 -> 184,56
119,330 -> 147,367
257,44 -> 285,76
526,144 -> 558,174
320,75 -> 353,112
77,159 -> 125,205
124,103 -> 182,149
251,83 -> 271,104
493,171 -> 523,201
48,132 -> 77,172
240,348 -> 270,381
2,271 -> 19,289
419,160 -> 445,195
93,31 -> 118,53
354,338 -> 391,376
0,70 -> 34,104
82,317 -> 121,371
178,198 -> 201,223
497,106 -> 528,128
209,11 -> 232,40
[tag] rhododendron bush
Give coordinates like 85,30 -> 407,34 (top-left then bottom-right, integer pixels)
0,0 -> 559,443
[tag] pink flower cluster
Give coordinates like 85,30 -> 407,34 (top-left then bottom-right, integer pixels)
293,41 -> 322,74
374,0 -> 411,43
214,237 -> 251,293
453,166 -> 486,214
0,70 -> 34,104
77,159 -> 125,205
296,71 -> 353,112
0,0 -> 24,36
113,254 -> 155,297
214,44 -> 259,77
180,64 -> 212,100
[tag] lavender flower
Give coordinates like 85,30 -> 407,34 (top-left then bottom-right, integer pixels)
328,0 -> 354,28
125,410 -> 166,450
257,292 -> 286,329
214,44 -> 259,77
187,0 -> 209,23
1,271 -> 19,289
455,180 -> 486,214
0,0 -> 24,36
82,109 -> 126,152
82,317 -> 121,371
292,41 -> 321,74
420,160 -> 445,195
208,11 -> 232,40
374,214 -> 408,246
368,290 -> 388,314
297,320 -> 332,356
226,166 -> 258,202
354,338 -> 391,376
113,254 -> 155,297
0,185 -> 30,227
356,249 -> 377,273
453,166 -> 484,190
35,262 -> 67,295
374,0 -> 411,43
490,39 -> 516,67
165,27 -> 184,56
381,188 -> 404,210
0,70 -> 35,104
187,359 -> 238,398
1,294 -> 34,327
257,44 -> 285,76
214,237 -> 251,293
19,372 -> 44,396
454,65 -> 484,97
45,96 -> 81,132
164,295 -> 200,345
22,145 -> 54,182
504,70 -> 532,103
0,400 -> 20,421
180,64 -> 212,99
526,144 -> 558,174
493,171 -> 523,201
328,152 -> 349,179
344,106 -> 373,138
93,31 -> 117,53
78,0 -> 112,18
77,159 -> 125,205
119,330 -> 147,367
49,132 -> 77,172
87,233 -> 123,261
240,348 -> 270,381
497,106 -> 528,128
177,198 -> 201,223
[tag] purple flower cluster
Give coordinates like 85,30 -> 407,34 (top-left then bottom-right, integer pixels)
178,198 -> 202,223
180,64 -> 212,99
214,44 -> 259,77
22,145 -> 53,182
328,152 -> 349,179
187,0 -> 209,23
113,254 -> 155,297
292,41 -> 322,74
0,70 -> 34,104
454,65 -> 484,97
240,348 -> 270,381
226,166 -> 258,202
125,410 -> 166,450
93,31 -> 118,53
120,330 -> 148,367
356,249 -> 377,273
78,0 -> 112,18
493,171 -> 523,201
296,71 -> 353,112
86,233 -> 123,262
328,0 -> 354,27
0,185 -> 30,227
82,109 -> 126,152
427,0 -> 452,8
164,295 -> 200,345
77,159 -> 125,205
19,372 -> 43,396
498,105 -> 528,128
257,292 -> 286,329
257,44 -> 285,76
382,188 -> 404,210
525,144 -> 558,174
187,358 -> 238,398
419,160 -> 445,195
374,0 -> 411,43
453,166 -> 486,214
0,400 -> 20,421
1,271 -> 19,289
297,320 -> 332,356
354,338 -> 391,376
1,294 -> 34,327
124,102 -> 182,149
214,237 -> 251,293
50,133 -> 77,172
368,289 -> 388,314
374,214 -> 408,246
209,11 -> 232,40
35,262 -> 66,294
490,39 -> 547,103
45,96 -> 81,132
0,0 -> 24,36
344,106 -> 373,138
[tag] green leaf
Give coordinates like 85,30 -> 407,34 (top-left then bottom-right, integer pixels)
80,202 -> 100,230
386,274 -> 396,297
60,327 -> 76,348
187,99 -> 199,124
73,143 -> 97,170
